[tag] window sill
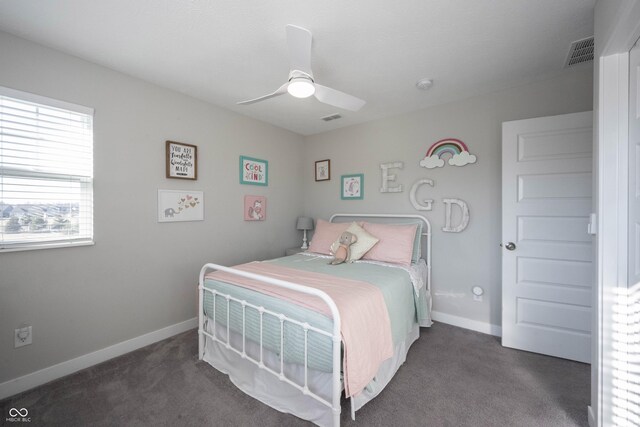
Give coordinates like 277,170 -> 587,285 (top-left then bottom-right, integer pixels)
0,240 -> 95,254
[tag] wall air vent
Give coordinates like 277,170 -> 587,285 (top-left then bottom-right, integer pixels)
564,36 -> 594,68
321,113 -> 342,122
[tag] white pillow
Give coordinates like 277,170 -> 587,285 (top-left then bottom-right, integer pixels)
330,222 -> 379,262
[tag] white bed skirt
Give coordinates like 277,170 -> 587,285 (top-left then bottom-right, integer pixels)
202,320 -> 421,426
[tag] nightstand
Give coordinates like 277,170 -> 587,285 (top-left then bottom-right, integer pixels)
286,247 -> 305,256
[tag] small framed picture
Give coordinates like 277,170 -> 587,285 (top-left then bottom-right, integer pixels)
341,174 -> 364,200
315,159 -> 331,181
244,195 -> 266,221
240,155 -> 268,186
166,141 -> 197,180
158,190 -> 204,222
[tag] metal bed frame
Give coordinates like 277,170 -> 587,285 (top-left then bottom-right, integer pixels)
198,213 -> 432,427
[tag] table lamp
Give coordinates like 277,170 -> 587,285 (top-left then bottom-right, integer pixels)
296,217 -> 314,250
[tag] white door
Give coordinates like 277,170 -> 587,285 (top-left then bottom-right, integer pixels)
502,111 -> 593,363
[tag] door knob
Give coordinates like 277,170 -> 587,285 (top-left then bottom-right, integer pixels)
505,242 -> 516,251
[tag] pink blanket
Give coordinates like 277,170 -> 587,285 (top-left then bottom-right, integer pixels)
206,262 -> 393,397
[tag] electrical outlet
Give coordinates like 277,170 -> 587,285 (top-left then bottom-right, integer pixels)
14,325 -> 32,348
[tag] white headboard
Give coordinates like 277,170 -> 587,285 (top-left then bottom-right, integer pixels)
329,213 -> 432,292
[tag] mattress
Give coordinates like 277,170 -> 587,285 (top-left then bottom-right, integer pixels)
202,254 -> 430,373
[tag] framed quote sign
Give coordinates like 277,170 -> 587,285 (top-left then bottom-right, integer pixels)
166,141 -> 197,180
239,155 -> 268,186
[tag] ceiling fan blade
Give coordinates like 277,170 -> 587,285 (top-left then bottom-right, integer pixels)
314,84 -> 366,111
286,24 -> 313,77
237,83 -> 289,105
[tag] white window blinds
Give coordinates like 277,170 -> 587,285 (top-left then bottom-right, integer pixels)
0,86 -> 94,251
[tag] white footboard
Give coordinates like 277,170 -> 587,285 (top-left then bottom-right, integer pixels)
198,263 -> 343,427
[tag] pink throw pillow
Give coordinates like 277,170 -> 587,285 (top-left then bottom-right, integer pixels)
307,219 -> 351,255
361,222 -> 418,266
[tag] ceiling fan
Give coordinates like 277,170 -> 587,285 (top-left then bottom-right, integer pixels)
237,25 -> 366,112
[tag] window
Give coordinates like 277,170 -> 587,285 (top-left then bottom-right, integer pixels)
0,86 -> 93,251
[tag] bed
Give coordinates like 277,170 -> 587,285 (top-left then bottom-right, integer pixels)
198,213 -> 432,426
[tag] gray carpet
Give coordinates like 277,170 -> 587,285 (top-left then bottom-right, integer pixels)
1,323 -> 589,426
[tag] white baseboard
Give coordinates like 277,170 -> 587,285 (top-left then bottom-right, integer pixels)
0,317 -> 197,401
431,310 -> 502,337
588,405 -> 596,427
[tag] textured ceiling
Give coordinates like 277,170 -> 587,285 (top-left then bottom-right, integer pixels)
0,0 -> 595,136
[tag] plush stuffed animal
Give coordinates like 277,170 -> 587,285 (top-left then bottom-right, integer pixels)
329,231 -> 358,265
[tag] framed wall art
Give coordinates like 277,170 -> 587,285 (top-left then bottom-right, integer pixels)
244,195 -> 266,221
166,141 -> 197,180
158,189 -> 204,222
240,155 -> 268,186
341,174 -> 364,200
315,159 -> 331,181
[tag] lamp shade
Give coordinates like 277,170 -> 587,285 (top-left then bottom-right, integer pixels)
296,216 -> 314,231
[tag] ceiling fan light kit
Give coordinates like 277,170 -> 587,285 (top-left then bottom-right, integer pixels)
287,76 -> 315,98
237,24 -> 366,112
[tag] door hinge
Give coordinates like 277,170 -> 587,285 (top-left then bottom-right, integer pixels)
588,213 -> 597,235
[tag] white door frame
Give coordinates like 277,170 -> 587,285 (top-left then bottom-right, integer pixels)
594,2 -> 640,426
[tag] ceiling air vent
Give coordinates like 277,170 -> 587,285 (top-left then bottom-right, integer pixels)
564,36 -> 594,68
321,113 -> 342,122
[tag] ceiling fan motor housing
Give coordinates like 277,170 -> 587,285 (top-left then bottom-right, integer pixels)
288,69 -> 314,81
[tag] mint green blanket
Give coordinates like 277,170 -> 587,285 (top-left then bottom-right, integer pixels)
203,254 -> 429,372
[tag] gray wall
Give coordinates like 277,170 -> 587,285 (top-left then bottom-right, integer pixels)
0,32 -> 305,383
303,66 -> 594,329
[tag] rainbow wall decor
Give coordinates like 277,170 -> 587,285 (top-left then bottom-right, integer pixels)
419,138 -> 477,168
